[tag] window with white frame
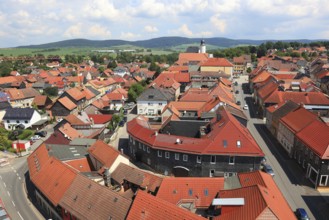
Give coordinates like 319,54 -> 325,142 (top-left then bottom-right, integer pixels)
175,153 -> 179,160
183,154 -> 188,162
158,150 -> 162,157
147,147 -> 150,153
139,142 -> 142,149
210,155 -> 216,164
229,156 -> 235,165
196,156 -> 202,164
165,152 -> 170,159
143,145 -> 146,151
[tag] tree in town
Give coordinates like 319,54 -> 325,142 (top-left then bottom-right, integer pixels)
128,82 -> 145,102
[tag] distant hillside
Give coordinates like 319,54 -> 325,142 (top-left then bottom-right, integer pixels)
17,37 -> 323,49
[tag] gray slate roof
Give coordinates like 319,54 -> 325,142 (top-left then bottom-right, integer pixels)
69,138 -> 97,147
3,107 -> 35,120
46,144 -> 88,161
85,86 -> 100,96
137,87 -> 175,102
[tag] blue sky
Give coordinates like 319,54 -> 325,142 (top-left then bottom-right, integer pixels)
1,0 -> 329,47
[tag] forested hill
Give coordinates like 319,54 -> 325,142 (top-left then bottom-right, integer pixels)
17,37 -> 319,49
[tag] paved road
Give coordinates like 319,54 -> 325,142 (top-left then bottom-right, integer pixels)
0,156 -> 44,220
234,75 -> 329,220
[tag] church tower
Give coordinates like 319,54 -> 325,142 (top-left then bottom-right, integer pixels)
199,39 -> 206,53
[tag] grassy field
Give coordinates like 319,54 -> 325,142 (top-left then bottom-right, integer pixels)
0,46 -> 180,57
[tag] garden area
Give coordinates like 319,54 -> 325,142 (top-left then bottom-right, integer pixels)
0,128 -> 34,153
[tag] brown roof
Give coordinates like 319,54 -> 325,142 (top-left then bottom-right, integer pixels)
20,88 -> 40,98
58,97 -> 77,110
5,88 -> 25,100
88,140 -> 120,170
59,174 -> 132,220
0,76 -> 17,85
31,157 -> 77,206
156,177 -> 224,208
33,95 -> 48,106
127,190 -> 205,220
65,114 -> 86,126
111,163 -> 163,193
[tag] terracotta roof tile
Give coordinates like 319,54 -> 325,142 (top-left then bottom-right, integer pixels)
280,107 -> 318,133
176,53 -> 209,65
296,120 -> 329,159
31,157 -> 77,206
88,140 -> 120,170
201,58 -> 233,67
58,97 -> 77,110
91,99 -> 109,109
0,76 -> 17,84
64,158 -> 92,172
27,143 -> 50,178
106,92 -> 124,101
60,174 -> 132,220
127,110 -> 264,157
265,91 -> 329,105
251,71 -> 272,83
88,114 -> 112,124
156,177 -> 224,208
33,95 -> 48,106
59,123 -> 84,140
65,114 -> 86,126
81,88 -> 96,100
45,130 -> 71,145
66,87 -> 85,101
127,190 -> 205,220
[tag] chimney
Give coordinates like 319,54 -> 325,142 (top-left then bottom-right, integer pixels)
103,167 -> 111,187
155,131 -> 158,136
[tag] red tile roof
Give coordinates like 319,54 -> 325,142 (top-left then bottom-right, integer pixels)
112,87 -> 128,99
156,177 -> 224,208
81,87 -> 96,100
88,114 -> 112,124
296,120 -> 329,159
58,97 -> 77,110
127,190 -> 205,220
27,143 -> 50,178
59,174 -> 132,220
201,58 -> 233,67
91,99 -> 109,109
220,78 -> 232,87
176,53 -> 209,66
156,71 -> 190,83
31,157 -> 77,206
64,158 -> 92,172
256,80 -> 278,100
280,107 -> 318,133
265,91 -> 329,105
251,70 -> 272,83
65,114 -> 86,126
106,92 -> 124,101
0,76 -> 18,84
127,110 -> 264,156
88,140 -> 120,170
59,123 -> 84,140
66,87 -> 85,101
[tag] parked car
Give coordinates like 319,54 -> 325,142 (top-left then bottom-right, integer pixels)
118,120 -> 125,127
262,164 -> 275,177
243,104 -> 249,110
31,135 -> 41,141
35,131 -> 47,137
236,101 -> 241,105
295,208 -> 310,220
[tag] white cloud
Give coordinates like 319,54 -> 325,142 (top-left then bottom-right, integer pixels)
88,24 -> 112,38
209,0 -> 241,14
144,25 -> 158,33
120,32 -> 141,40
177,24 -> 193,37
63,23 -> 83,38
210,15 -> 227,33
83,0 -> 121,21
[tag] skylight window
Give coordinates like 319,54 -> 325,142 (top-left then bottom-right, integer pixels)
223,140 -> 227,148
237,141 -> 241,148
204,189 -> 209,196
188,189 -> 193,196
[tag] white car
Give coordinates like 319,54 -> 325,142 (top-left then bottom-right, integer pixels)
31,135 -> 41,141
243,104 -> 249,110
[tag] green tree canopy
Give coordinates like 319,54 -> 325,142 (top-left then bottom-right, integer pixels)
43,87 -> 58,97
128,82 -> 145,102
